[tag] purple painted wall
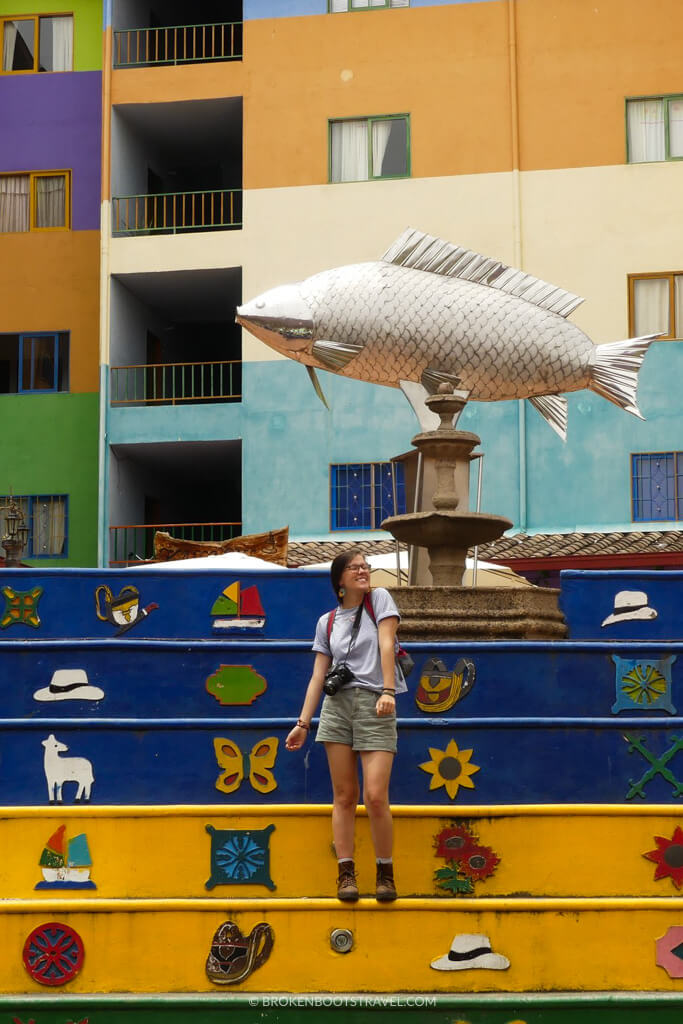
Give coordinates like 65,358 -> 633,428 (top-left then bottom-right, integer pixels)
0,71 -> 101,231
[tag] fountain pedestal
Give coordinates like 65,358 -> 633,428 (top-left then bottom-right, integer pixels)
382,386 -> 567,640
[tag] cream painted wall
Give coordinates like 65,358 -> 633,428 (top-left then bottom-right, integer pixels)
108,161 -> 683,362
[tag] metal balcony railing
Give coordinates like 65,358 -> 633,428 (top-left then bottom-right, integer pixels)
112,189 -> 242,235
113,21 -> 242,68
109,521 -> 242,566
110,361 -> 241,405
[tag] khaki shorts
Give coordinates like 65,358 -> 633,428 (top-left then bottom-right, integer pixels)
315,687 -> 397,754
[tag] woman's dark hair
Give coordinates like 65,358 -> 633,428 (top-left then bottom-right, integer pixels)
330,548 -> 364,599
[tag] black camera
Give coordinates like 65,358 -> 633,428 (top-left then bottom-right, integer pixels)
323,663 -> 354,696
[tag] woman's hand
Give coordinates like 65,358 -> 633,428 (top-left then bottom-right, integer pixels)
285,724 -> 308,750
376,693 -> 396,717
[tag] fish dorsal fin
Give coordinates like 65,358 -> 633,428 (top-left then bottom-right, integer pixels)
382,228 -> 584,319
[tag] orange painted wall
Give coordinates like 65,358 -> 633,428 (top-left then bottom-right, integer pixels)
109,0 -> 683,187
0,232 -> 100,393
515,0 -> 683,171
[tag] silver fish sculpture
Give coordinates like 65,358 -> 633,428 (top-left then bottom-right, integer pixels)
236,228 -> 657,439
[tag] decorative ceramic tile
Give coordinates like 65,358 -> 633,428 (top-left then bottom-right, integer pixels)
205,823 -> 276,890
211,582 -> 265,632
206,921 -> 274,984
214,737 -> 278,795
94,583 -> 158,636
1,586 -> 43,629
415,657 -> 476,713
612,655 -> 676,714
623,733 -> 683,800
22,923 -> 84,986
644,827 -> 683,889
206,665 -> 267,706
35,824 -> 96,890
419,739 -> 480,799
42,735 -> 94,803
433,821 -> 500,895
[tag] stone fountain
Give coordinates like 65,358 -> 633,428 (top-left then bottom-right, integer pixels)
382,385 -> 568,640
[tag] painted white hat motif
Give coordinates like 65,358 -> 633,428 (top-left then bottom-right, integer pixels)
430,933 -> 510,972
601,590 -> 658,627
33,670 -> 104,702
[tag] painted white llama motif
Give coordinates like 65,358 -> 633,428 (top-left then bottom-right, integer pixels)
41,734 -> 94,803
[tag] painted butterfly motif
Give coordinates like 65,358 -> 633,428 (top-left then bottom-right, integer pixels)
213,737 -> 279,795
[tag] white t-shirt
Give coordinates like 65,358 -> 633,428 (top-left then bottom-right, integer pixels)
312,587 -> 407,694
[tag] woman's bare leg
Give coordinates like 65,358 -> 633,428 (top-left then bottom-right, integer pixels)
325,743 -> 360,859
359,750 -> 394,859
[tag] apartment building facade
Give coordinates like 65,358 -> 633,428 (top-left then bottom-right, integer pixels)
2,0 -> 681,567
0,0 -> 101,565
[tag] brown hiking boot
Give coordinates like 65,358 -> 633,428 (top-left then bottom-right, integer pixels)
376,862 -> 397,902
336,860 -> 359,902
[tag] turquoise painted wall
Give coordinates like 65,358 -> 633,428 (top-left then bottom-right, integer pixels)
0,393 -> 99,566
105,340 -> 682,543
1,0 -> 102,70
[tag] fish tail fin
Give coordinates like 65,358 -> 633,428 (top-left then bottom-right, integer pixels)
527,394 -> 567,441
588,334 -> 659,418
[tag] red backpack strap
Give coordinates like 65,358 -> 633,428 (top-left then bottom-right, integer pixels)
363,592 -> 377,625
326,608 -> 337,645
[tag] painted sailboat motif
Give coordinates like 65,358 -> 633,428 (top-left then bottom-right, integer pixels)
35,825 -> 96,889
211,582 -> 266,631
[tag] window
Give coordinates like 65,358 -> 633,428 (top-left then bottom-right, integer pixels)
329,115 -> 410,183
632,453 -> 683,522
628,272 -> 683,340
330,462 -> 406,530
330,0 -> 409,10
0,171 -> 70,232
0,333 -> 69,394
1,15 -> 73,72
0,495 -> 68,557
626,95 -> 683,163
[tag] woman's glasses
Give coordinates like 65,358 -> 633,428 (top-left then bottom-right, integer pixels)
346,563 -> 371,574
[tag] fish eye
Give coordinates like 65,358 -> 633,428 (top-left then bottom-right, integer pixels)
256,300 -> 265,309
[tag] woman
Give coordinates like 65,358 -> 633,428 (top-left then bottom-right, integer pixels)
285,548 -> 406,902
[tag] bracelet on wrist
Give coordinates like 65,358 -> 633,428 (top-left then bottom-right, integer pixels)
296,718 -> 310,731
381,689 -> 396,697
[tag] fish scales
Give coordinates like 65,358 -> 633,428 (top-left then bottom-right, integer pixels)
300,262 -> 593,401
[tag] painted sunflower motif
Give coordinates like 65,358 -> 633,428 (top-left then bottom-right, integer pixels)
419,739 -> 480,799
644,826 -> 683,889
459,843 -> 500,881
621,664 -> 667,706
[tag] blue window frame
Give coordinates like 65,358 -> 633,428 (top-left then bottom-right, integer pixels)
0,332 -> 69,394
330,462 -> 406,530
632,452 -> 683,522
0,494 -> 68,557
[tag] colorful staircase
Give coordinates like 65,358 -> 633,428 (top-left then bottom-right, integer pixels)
1,565 -> 682,1021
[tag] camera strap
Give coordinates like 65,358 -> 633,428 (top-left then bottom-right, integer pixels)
327,600 -> 365,663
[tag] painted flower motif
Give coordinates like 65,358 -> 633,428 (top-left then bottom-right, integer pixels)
621,663 -> 667,705
644,826 -> 683,889
420,739 -> 480,799
434,823 -> 474,861
459,843 -> 500,881
216,835 -> 266,881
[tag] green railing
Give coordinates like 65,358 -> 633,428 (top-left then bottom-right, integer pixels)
109,522 -> 242,566
113,21 -> 242,68
110,361 -> 241,405
112,189 -> 242,235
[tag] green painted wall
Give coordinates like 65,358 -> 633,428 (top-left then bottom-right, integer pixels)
1,0 -> 102,71
0,392 -> 99,566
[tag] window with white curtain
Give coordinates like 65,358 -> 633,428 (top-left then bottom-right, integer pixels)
629,272 -> 683,340
330,0 -> 409,10
0,495 -> 68,557
329,115 -> 409,182
626,95 -> 683,163
0,172 -> 69,232
1,15 -> 73,72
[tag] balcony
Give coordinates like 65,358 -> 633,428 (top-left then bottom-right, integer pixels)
112,188 -> 242,236
111,359 -> 240,405
110,97 -> 242,239
113,21 -> 242,69
109,520 -> 241,565
108,439 -> 242,566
